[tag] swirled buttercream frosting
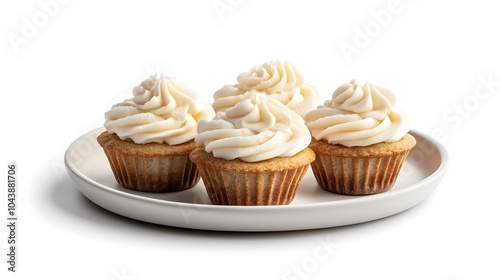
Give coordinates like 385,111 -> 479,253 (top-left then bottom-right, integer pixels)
304,80 -> 410,147
212,60 -> 318,117
104,73 -> 215,145
195,91 -> 311,162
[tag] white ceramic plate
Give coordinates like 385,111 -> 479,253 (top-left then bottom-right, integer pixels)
65,128 -> 448,232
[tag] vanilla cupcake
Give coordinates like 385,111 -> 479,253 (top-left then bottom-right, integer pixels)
190,91 -> 315,205
97,73 -> 215,192
212,60 -> 319,117
304,80 -> 416,195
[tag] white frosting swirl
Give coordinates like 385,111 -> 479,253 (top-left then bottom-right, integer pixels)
104,73 -> 215,145
212,60 -> 318,117
304,80 -> 410,147
195,91 -> 311,162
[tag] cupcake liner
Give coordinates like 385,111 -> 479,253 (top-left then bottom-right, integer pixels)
308,134 -> 416,195
190,148 -> 315,206
103,149 -> 199,192
310,150 -> 410,195
196,165 -> 309,205
97,131 -> 199,192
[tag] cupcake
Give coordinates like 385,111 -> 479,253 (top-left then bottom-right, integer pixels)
212,60 -> 319,117
97,73 -> 215,192
190,91 -> 315,205
304,80 -> 416,195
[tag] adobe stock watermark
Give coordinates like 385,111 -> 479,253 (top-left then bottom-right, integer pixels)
178,190 -> 210,225
431,74 -> 500,143
339,0 -> 411,63
398,131 -> 437,180
109,267 -> 135,280
281,236 -> 340,280
212,0 -> 243,21
51,66 -> 166,183
52,125 -> 103,183
399,73 -> 499,178
443,276 -> 461,280
7,0 -> 70,54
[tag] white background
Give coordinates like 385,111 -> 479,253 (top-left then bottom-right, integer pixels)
1,0 -> 499,279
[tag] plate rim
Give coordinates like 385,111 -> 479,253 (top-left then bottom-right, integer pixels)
64,128 -> 448,227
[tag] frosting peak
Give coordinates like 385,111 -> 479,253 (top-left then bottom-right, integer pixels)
104,73 -> 215,145
305,80 -> 410,147
196,91 -> 311,162
236,60 -> 304,94
327,79 -> 395,119
212,60 -> 319,117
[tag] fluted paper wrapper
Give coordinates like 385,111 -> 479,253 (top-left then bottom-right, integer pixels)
310,150 -> 411,195
189,148 -> 315,206
97,131 -> 199,192
102,150 -> 199,192
196,164 -> 309,206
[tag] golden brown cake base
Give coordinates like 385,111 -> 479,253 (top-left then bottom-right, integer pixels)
97,131 -> 200,192
189,148 -> 316,206
308,134 -> 416,195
